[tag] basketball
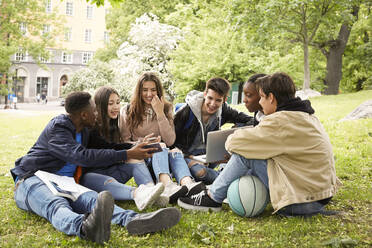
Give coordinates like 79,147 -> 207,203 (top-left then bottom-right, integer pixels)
227,175 -> 269,217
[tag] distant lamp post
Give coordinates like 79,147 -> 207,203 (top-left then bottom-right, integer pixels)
14,68 -> 18,109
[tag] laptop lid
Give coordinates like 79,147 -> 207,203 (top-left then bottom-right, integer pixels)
193,127 -> 249,163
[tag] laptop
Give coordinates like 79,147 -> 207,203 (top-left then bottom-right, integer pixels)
192,127 -> 250,163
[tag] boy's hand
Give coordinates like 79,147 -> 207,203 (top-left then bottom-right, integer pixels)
127,142 -> 156,160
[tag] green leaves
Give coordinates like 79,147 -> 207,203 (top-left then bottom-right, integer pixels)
322,236 -> 358,247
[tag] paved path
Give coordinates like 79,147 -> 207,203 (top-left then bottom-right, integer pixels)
0,101 -> 65,115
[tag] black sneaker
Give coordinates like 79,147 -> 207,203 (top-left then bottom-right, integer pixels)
81,191 -> 114,244
186,182 -> 206,196
126,207 -> 181,235
177,190 -> 222,212
163,183 -> 188,204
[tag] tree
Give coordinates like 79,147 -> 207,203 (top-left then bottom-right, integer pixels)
341,3 -> 372,92
313,2 -> 362,94
250,0 -> 365,94
65,13 -> 182,101
0,0 -> 61,103
95,0 -> 185,61
62,60 -> 115,96
167,0 -> 309,101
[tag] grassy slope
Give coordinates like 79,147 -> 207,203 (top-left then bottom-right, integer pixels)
0,91 -> 371,247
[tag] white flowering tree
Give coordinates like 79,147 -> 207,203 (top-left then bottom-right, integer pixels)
111,13 -> 182,101
61,60 -> 115,96
64,13 -> 182,102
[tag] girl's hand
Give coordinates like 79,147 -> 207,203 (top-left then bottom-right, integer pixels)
151,95 -> 165,117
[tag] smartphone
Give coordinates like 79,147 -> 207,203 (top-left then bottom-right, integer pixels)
143,143 -> 163,154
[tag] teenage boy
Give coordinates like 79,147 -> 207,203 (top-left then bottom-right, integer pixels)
11,91 -> 181,245
178,72 -> 341,217
173,77 -> 253,184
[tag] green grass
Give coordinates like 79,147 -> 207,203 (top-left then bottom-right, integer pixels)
0,91 -> 371,247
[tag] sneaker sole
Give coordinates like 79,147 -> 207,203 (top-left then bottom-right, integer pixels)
126,207 -> 181,235
137,183 -> 165,211
154,195 -> 169,207
177,198 -> 221,212
169,185 -> 188,204
96,191 -> 115,244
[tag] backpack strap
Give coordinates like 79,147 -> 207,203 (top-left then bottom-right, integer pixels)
175,103 -> 194,130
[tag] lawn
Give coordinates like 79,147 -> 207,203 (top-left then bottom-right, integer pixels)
0,91 -> 371,247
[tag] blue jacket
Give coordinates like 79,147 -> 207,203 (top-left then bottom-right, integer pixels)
10,114 -> 132,181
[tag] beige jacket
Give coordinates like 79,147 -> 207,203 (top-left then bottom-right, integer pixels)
119,105 -> 176,147
225,111 -> 342,213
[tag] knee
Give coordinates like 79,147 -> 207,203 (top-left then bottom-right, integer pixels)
194,167 -> 207,178
103,178 -> 117,186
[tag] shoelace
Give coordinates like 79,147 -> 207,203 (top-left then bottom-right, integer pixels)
190,191 -> 205,206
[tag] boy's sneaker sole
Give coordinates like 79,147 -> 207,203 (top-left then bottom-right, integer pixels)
126,207 -> 181,235
177,198 -> 222,212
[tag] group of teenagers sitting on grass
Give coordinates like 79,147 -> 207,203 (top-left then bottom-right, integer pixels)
10,71 -> 341,244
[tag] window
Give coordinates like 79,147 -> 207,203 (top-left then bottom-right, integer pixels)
84,29 -> 92,43
66,2 -> 73,16
64,27 -> 72,41
15,52 -> 27,62
82,52 -> 93,64
86,6 -> 93,19
61,52 -> 73,64
20,22 -> 27,35
40,51 -> 52,63
42,24 -> 51,35
104,31 -> 109,44
45,0 -> 52,13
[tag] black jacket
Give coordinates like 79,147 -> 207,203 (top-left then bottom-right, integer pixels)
11,114 -> 133,181
174,97 -> 254,155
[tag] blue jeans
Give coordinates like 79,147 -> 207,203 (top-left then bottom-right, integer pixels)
150,148 -> 192,183
86,162 -> 154,186
210,154 -> 329,216
184,158 -> 220,185
80,173 -> 135,201
14,176 -> 138,237
209,154 -> 269,203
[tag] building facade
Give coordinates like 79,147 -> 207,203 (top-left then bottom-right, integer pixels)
9,0 -> 110,103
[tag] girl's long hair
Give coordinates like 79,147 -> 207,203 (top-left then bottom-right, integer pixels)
126,72 -> 172,133
94,86 -> 121,143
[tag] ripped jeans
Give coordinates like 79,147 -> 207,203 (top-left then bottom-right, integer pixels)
149,148 -> 193,183
184,158 -> 220,185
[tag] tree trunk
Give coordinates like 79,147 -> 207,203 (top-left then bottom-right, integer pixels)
323,6 -> 359,95
303,41 -> 311,90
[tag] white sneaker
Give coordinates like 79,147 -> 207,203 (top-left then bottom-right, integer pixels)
162,182 -> 188,204
134,183 -> 164,211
